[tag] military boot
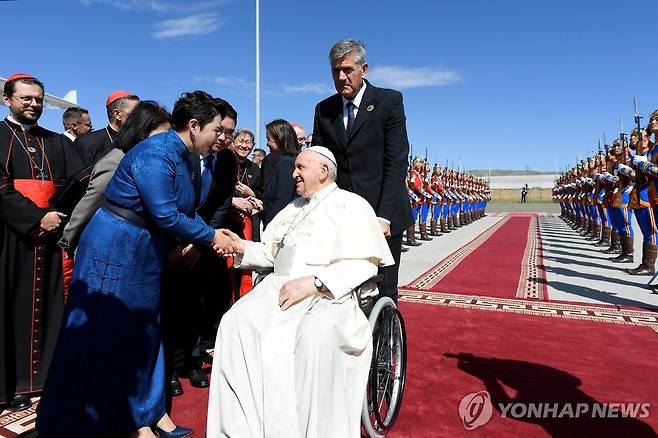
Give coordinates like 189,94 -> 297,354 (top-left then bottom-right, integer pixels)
449,216 -> 458,230
440,218 -> 450,233
611,235 -> 634,263
405,225 -> 421,246
419,222 -> 433,241
581,219 -> 593,237
602,230 -> 622,254
595,226 -> 612,247
430,219 -> 440,236
626,242 -> 657,275
587,224 -> 602,241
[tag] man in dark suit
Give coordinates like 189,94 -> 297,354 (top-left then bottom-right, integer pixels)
162,100 -> 237,395
73,91 -> 139,167
312,39 -> 413,302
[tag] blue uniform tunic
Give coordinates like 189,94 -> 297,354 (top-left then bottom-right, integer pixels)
37,130 -> 215,437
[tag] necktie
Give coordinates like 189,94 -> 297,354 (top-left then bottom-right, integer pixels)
200,154 -> 215,203
346,102 -> 355,136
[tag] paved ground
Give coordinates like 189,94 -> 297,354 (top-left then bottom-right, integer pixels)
541,215 -> 658,309
399,209 -> 658,310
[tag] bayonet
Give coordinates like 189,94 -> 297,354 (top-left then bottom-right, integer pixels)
634,95 -> 643,132
633,95 -> 644,155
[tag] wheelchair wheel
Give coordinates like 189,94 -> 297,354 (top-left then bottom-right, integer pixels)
361,297 -> 407,438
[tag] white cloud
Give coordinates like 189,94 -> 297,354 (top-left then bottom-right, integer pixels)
152,13 -> 222,39
195,75 -> 252,88
368,66 -> 460,89
282,83 -> 334,94
80,0 -> 224,12
80,0 -> 169,12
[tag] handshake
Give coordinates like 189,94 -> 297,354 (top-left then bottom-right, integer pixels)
212,228 -> 244,257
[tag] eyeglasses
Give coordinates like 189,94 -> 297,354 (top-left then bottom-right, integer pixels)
13,95 -> 45,106
297,137 -> 307,145
217,127 -> 235,140
74,121 -> 93,128
235,137 -> 254,145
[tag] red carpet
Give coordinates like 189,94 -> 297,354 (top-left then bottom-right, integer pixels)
171,371 -> 210,436
407,214 -> 547,300
389,293 -> 658,437
168,292 -> 658,437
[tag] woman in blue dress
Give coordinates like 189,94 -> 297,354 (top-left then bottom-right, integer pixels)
37,91 -> 232,438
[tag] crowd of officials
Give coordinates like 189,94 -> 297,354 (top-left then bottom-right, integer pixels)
1,37 -> 490,438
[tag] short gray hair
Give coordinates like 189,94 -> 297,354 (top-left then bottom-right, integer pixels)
313,153 -> 337,181
329,39 -> 366,65
234,128 -> 255,144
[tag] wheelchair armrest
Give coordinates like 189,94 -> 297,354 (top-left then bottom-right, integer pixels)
355,274 -> 383,317
253,268 -> 273,287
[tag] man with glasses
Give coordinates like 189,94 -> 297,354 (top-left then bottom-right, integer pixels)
62,106 -> 92,142
291,121 -> 307,149
162,98 -> 239,395
251,148 -> 266,167
73,90 -> 139,167
0,73 -> 83,411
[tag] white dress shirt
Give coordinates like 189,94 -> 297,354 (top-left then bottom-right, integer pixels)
341,82 -> 367,130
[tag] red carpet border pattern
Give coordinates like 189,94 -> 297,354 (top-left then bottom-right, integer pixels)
398,288 -> 658,334
405,216 -> 509,289
0,399 -> 38,438
515,215 -> 547,300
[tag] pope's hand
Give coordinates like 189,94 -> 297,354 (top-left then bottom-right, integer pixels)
213,229 -> 245,257
279,275 -> 316,310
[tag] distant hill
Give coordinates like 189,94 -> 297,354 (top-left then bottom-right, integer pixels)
467,169 -> 556,177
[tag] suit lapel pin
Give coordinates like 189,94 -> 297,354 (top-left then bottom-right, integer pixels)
366,104 -> 375,112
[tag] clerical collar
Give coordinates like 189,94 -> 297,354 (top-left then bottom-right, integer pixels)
6,115 -> 37,131
341,81 -> 367,110
307,182 -> 338,203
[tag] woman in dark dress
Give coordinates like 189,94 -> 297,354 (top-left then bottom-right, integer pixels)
37,91 -> 232,438
260,119 -> 300,228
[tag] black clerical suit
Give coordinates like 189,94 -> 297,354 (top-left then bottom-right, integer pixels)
73,125 -> 117,168
0,119 -> 83,405
312,79 -> 413,301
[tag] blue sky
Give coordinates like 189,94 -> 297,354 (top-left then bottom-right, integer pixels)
2,0 -> 657,171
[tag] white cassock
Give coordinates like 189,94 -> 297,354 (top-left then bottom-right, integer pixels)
207,182 -> 394,438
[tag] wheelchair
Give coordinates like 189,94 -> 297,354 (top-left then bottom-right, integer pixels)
251,272 -> 407,437
356,276 -> 407,438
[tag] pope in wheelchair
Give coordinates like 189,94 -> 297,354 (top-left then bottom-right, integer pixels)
207,146 -> 395,438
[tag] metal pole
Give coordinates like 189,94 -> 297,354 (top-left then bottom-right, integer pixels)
255,0 -> 261,149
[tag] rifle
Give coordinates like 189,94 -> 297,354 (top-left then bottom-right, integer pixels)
634,96 -> 644,155
619,115 -> 627,165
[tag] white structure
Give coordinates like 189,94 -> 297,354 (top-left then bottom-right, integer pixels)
0,77 -> 77,109
487,174 -> 557,189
